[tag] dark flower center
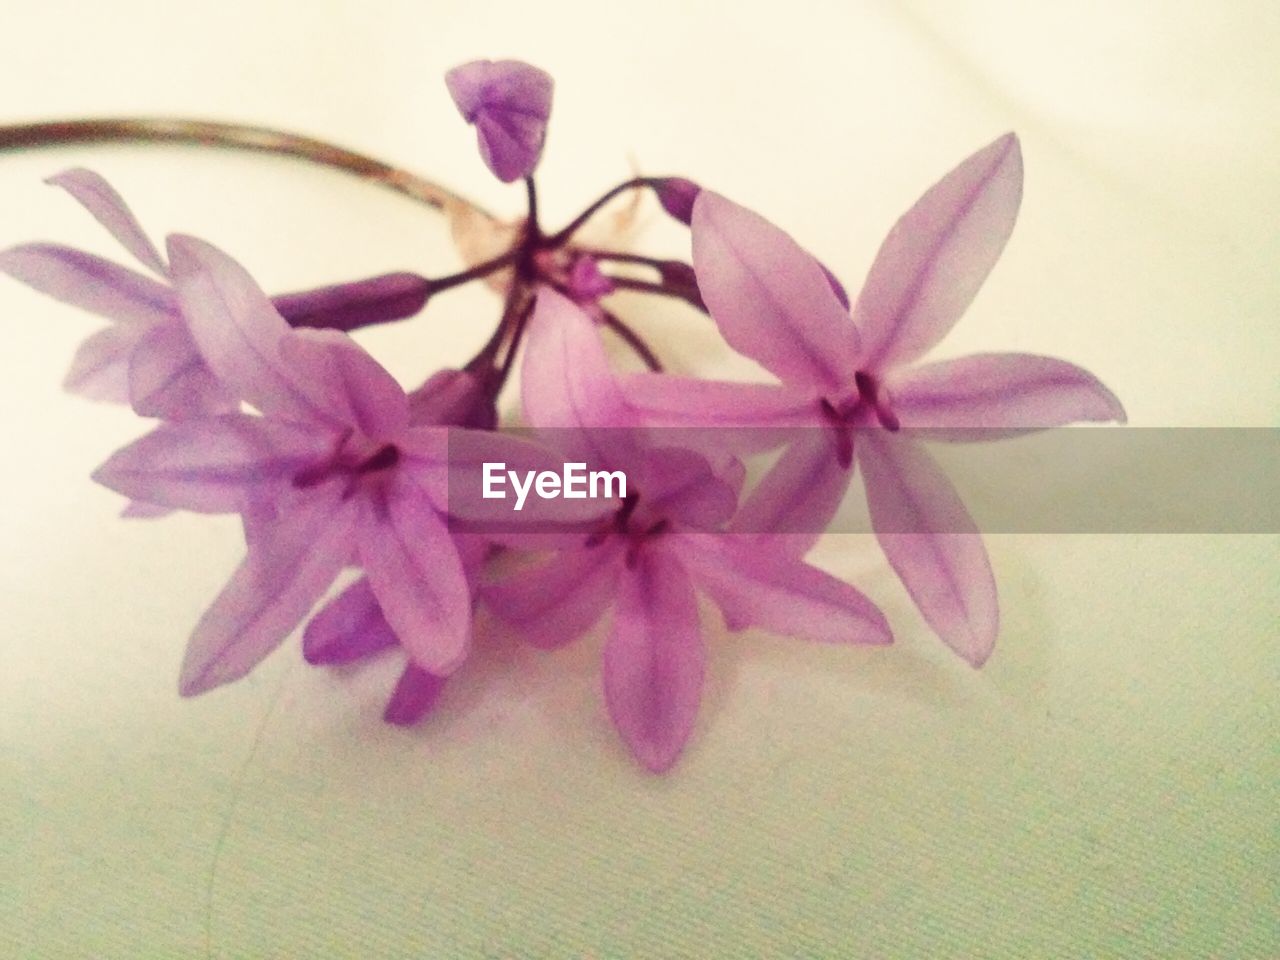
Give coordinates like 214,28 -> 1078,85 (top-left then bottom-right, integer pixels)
585,491 -> 670,566
292,434 -> 401,496
818,371 -> 900,468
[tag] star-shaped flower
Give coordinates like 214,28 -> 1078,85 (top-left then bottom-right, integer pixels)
484,288 -> 891,771
92,237 -> 543,695
0,169 -> 431,423
625,134 -> 1125,666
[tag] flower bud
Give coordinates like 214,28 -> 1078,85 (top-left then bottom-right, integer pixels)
652,177 -> 700,225
445,59 -> 554,183
274,272 -> 430,332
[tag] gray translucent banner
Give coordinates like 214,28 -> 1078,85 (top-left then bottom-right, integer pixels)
445,428 -> 1279,534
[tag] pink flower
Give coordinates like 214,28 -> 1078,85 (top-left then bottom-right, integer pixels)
91,236 -> 539,696
0,169 -> 235,420
302,368 -> 500,725
446,59 -> 554,183
0,169 -> 431,422
484,288 -> 890,772
625,134 -> 1125,667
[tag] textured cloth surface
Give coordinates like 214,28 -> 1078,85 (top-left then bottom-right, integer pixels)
1,2 -> 1276,956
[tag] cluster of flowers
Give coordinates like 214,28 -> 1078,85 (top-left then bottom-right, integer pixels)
1,60 -> 1123,772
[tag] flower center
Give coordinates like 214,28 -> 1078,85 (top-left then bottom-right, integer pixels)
818,371 -> 900,467
584,491 -> 670,565
291,432 -> 401,497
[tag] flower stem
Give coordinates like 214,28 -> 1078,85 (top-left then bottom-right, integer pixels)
0,117 -> 491,218
523,176 -> 540,242
544,176 -> 657,247
600,310 -> 663,371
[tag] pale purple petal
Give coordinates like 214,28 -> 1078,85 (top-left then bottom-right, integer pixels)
179,487 -> 356,696
279,329 -> 408,441
0,243 -> 175,327
888,352 -> 1126,433
521,286 -> 642,469
121,500 -> 173,519
273,272 -> 431,333
127,320 -> 235,420
407,368 -> 497,429
166,234 -> 337,426
46,168 -> 167,276
622,372 -> 819,452
357,478 -> 471,675
855,134 -> 1023,371
383,666 -> 448,726
446,59 -> 553,182
484,542 -> 623,649
92,413 -> 335,513
728,432 -> 853,555
691,191 -> 858,392
857,432 -> 998,666
640,446 -> 741,530
676,534 -> 891,645
61,323 -> 148,403
302,577 -> 397,665
603,548 -> 704,773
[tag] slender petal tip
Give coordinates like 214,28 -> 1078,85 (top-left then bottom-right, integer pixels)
446,59 -> 554,182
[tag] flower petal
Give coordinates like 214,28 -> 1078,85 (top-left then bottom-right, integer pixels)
483,542 -> 623,649
691,191 -> 857,392
166,234 -> 337,426
0,243 -> 175,328
676,533 -> 891,645
46,168 -> 167,276
179,487 -> 355,696
121,500 -> 173,520
61,323 -> 148,403
92,413 -> 333,513
407,368 -> 497,429
603,548 -> 704,773
521,286 -> 642,469
302,577 -> 398,665
622,372 -> 818,453
855,134 -> 1023,371
728,431 -> 853,555
357,479 -> 472,675
888,352 -> 1126,434
383,666 -> 448,726
128,320 -> 235,420
640,446 -> 742,531
279,329 -> 409,441
857,431 -> 998,666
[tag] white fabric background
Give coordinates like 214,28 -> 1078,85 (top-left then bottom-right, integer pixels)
1,1 -> 1276,956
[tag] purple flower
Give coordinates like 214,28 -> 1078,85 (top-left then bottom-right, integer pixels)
0,169 -> 432,424
0,169 -> 235,420
301,368 -> 501,724
91,236 -> 539,695
625,134 -> 1125,667
446,59 -> 553,183
485,288 -> 890,772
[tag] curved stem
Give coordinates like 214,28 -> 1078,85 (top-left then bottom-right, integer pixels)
600,310 -> 663,371
544,176 -> 654,247
0,117 -> 491,218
